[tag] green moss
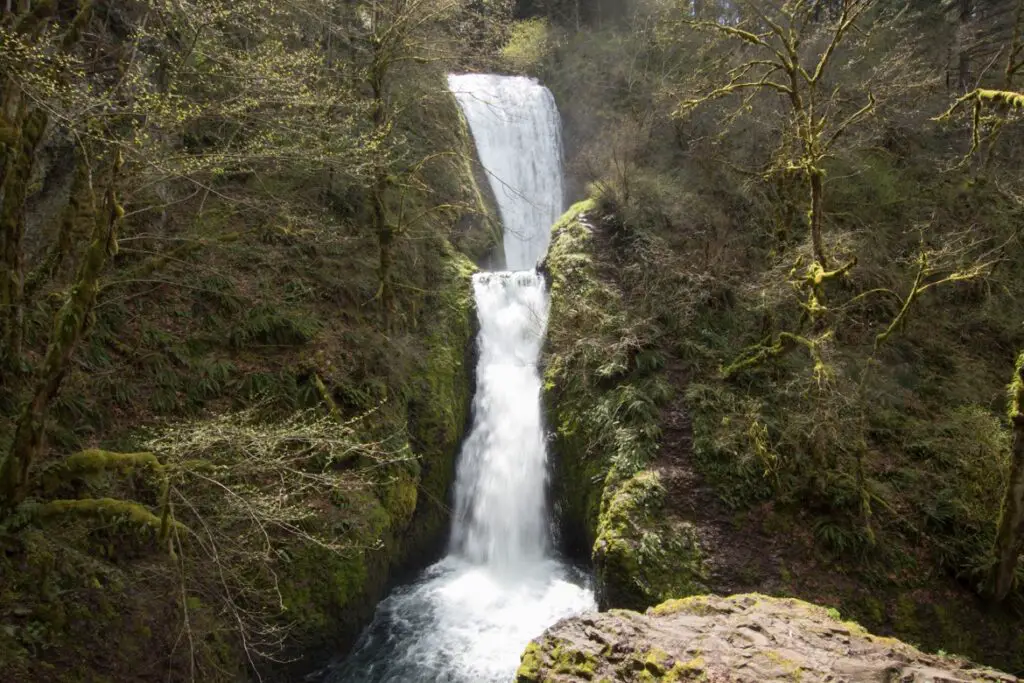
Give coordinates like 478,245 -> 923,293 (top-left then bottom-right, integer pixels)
862,596 -> 885,624
35,497 -> 177,534
278,543 -> 369,633
517,641 -> 545,681
545,200 -> 689,609
894,593 -> 921,643
760,650 -> 804,680
640,647 -> 672,678
410,247 -> 475,448
516,637 -> 600,682
402,245 -> 475,549
39,449 -> 164,496
62,449 -> 161,473
551,643 -> 598,678
378,463 -> 419,530
520,638 -> 598,679
592,470 -> 705,610
651,594 -> 729,617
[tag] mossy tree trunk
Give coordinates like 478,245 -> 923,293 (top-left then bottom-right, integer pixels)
808,168 -> 826,269
0,106 -> 48,365
0,152 -> 121,511
988,351 -> 1024,602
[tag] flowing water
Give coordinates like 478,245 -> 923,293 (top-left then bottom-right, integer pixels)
327,75 -> 594,682
448,73 -> 565,271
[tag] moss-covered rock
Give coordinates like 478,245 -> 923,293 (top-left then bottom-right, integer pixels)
516,594 -> 1018,682
543,200 -> 705,610
593,470 -> 705,610
402,245 -> 476,555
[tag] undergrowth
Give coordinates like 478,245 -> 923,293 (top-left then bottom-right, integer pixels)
0,61 -> 486,682
541,20 -> 1024,662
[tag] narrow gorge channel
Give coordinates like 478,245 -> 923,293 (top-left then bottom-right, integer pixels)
327,75 -> 595,682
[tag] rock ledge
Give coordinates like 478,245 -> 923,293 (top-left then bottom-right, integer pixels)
516,593 -> 1019,682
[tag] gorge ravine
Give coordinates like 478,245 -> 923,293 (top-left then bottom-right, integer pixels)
328,74 -> 594,682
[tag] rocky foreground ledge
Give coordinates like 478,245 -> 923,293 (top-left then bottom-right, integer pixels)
515,594 -> 1020,682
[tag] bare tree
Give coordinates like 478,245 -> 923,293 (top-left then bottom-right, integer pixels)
678,0 -> 876,270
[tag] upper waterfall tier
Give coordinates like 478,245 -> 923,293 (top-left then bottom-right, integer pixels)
448,73 -> 565,271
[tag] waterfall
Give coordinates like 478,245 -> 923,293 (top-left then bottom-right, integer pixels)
450,270 -> 551,570
448,73 -> 564,270
330,75 -> 593,683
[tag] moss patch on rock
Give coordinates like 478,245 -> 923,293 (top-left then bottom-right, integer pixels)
594,470 -> 705,610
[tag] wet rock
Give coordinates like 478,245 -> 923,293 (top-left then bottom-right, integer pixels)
516,593 -> 1020,682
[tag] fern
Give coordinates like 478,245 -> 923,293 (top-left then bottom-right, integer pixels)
229,304 -> 320,348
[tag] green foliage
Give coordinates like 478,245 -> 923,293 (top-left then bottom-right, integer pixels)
34,497 -> 173,535
544,202 -> 670,538
502,19 -> 558,73
228,305 -> 321,349
0,0 -> 490,676
545,203 -> 708,609
686,383 -> 775,510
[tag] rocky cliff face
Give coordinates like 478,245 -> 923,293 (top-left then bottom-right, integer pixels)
542,201 -> 706,611
516,594 -> 1020,683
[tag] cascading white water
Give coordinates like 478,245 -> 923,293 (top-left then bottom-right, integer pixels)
330,74 -> 593,683
448,73 -> 564,271
449,270 -> 551,571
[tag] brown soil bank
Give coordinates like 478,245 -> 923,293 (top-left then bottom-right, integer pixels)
516,594 -> 1020,683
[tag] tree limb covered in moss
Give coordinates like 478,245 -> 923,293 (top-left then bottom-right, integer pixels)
874,237 -> 1001,352
936,88 -> 1024,164
722,331 -> 816,379
34,496 -> 182,534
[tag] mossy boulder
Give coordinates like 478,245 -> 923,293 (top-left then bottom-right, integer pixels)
594,470 -> 705,610
516,594 -> 1019,682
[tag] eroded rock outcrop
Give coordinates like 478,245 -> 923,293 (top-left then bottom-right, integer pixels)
516,594 -> 1019,682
